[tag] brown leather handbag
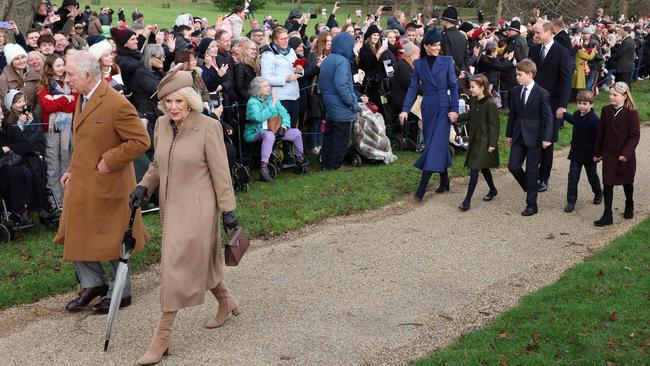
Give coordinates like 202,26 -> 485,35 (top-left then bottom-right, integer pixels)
267,116 -> 283,134
224,227 -> 250,266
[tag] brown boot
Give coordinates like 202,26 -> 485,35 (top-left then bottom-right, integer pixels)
136,311 -> 177,365
205,281 -> 240,328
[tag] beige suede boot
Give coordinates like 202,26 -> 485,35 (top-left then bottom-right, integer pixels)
205,281 -> 240,328
136,311 -> 177,365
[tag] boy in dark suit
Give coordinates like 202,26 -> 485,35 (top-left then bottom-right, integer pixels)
562,90 -> 603,213
506,59 -> 554,216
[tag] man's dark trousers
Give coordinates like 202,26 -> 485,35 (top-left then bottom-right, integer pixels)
321,120 -> 352,170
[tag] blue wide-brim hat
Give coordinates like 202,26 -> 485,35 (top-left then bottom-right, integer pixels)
423,27 -> 442,45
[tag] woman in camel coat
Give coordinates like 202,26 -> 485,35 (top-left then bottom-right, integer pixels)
132,70 -> 240,366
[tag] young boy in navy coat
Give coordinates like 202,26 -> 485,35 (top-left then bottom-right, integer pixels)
562,90 -> 603,213
506,59 -> 554,216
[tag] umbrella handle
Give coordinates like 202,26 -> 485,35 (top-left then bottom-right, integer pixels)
128,205 -> 138,231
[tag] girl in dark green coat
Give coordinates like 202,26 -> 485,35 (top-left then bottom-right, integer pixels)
456,74 -> 500,211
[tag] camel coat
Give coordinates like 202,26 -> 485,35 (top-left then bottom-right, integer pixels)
54,80 -> 150,261
139,111 -> 236,312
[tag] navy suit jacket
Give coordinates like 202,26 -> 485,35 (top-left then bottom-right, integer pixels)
528,42 -> 572,110
506,83 -> 554,147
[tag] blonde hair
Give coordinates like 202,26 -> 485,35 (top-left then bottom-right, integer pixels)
157,86 -> 204,114
239,39 -> 260,73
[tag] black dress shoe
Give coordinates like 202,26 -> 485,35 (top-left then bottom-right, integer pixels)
521,205 -> 538,216
594,212 -> 613,226
593,193 -> 602,205
564,202 -> 575,213
65,285 -> 109,312
91,296 -> 132,314
458,201 -> 470,211
537,181 -> 548,192
483,190 -> 497,201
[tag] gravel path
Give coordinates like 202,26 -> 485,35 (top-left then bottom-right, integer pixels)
0,127 -> 647,366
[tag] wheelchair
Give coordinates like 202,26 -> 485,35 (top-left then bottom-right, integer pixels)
247,135 -> 310,181
0,153 -> 61,243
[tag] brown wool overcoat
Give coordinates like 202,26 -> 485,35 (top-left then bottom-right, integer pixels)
54,80 -> 150,260
139,111 -> 236,312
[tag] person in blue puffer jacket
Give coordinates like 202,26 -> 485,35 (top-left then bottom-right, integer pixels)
319,32 -> 368,171
245,77 -> 306,182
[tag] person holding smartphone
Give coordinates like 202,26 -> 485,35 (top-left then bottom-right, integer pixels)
358,25 -> 388,114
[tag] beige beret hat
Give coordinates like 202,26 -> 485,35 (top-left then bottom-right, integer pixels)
156,69 -> 194,99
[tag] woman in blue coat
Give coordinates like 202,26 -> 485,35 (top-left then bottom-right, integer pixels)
399,28 -> 459,201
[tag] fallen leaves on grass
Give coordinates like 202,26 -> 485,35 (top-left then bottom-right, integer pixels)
607,337 -> 618,351
609,311 -> 618,321
524,332 -> 541,354
498,331 -> 508,339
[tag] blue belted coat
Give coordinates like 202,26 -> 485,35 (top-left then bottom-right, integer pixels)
402,56 -> 459,172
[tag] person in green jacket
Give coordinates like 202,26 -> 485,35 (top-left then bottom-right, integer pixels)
245,76 -> 305,181
456,74 -> 500,211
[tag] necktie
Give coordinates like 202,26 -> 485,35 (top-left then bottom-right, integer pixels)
81,96 -> 89,111
541,46 -> 547,61
521,87 -> 527,107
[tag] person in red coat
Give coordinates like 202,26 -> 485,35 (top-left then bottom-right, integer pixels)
37,54 -> 78,206
593,82 -> 640,226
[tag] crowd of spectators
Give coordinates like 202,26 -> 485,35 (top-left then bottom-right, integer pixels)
0,0 -> 649,228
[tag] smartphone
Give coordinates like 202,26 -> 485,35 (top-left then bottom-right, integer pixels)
382,38 -> 388,47
0,21 -> 11,29
293,59 -> 306,68
381,6 -> 392,11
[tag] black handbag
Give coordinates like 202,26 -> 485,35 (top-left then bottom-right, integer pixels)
0,151 -> 23,170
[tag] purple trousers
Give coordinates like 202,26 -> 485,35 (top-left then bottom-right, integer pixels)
253,128 -> 304,163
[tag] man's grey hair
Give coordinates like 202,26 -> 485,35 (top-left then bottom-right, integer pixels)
141,44 -> 164,72
68,51 -> 101,79
248,76 -> 268,98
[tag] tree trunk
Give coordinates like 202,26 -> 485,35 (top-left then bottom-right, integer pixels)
0,0 -> 39,35
496,0 -> 503,21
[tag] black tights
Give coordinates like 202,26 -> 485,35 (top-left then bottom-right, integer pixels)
603,184 -> 633,213
415,168 -> 448,199
462,169 -> 497,204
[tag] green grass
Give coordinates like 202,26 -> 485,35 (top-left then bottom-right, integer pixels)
81,0 -> 389,35
414,215 -> 650,366
0,77 -> 647,309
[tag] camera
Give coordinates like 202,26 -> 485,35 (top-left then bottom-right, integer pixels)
381,6 -> 392,12
310,13 -> 317,19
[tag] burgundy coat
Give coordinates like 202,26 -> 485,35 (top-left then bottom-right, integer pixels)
595,106 -> 640,185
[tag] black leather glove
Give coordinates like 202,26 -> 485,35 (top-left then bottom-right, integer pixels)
277,126 -> 287,137
129,186 -> 147,209
222,211 -> 239,231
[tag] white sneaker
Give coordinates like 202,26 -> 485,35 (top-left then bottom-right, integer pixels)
311,146 -> 321,155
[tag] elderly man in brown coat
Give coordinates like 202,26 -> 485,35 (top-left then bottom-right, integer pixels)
54,51 -> 150,313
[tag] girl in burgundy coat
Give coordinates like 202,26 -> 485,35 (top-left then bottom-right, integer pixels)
593,82 -> 640,226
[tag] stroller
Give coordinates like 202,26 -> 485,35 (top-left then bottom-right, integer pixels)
386,114 -> 422,152
209,92 -> 251,193
347,103 -> 398,167
449,95 -> 471,157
